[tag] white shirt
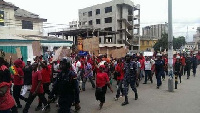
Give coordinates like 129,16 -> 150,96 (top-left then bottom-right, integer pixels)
75,61 -> 81,72
145,61 -> 152,70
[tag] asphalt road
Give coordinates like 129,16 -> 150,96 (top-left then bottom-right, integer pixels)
18,67 -> 200,113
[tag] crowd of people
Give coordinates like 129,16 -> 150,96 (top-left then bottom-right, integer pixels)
0,50 -> 198,113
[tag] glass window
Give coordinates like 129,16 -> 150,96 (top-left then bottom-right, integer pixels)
22,20 -> 33,30
89,20 -> 93,25
96,9 -> 100,15
96,19 -> 100,24
88,11 -> 92,17
105,6 -> 112,13
105,17 -> 112,23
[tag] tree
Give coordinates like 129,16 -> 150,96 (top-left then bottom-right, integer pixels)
153,34 -> 186,51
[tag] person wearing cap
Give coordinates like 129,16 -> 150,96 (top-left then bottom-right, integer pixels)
154,53 -> 165,89
95,64 -> 113,109
185,54 -> 192,79
121,54 -> 138,106
21,58 -> 32,96
13,59 -> 27,108
191,54 -> 198,77
174,56 -> 182,83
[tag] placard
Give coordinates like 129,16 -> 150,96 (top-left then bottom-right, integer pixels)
83,37 -> 99,51
52,46 -> 63,61
143,52 -> 153,56
58,49 -> 71,59
4,53 -> 18,64
32,41 -> 41,56
15,47 -> 22,58
111,48 -> 128,58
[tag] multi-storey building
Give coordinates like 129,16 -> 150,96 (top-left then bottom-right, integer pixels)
193,27 -> 200,50
79,0 -> 140,50
142,24 -> 168,39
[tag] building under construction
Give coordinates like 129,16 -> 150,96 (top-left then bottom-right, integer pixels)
48,0 -> 140,54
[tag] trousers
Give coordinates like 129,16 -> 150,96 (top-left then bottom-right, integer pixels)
58,96 -> 74,113
13,85 -> 26,105
123,78 -> 137,96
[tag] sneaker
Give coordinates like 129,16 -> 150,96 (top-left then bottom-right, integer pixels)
121,101 -> 129,106
114,97 -> 118,101
157,86 -> 159,89
35,106 -> 42,111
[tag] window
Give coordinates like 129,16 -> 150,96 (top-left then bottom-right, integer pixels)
99,37 -> 101,43
22,20 -> 33,29
105,17 -> 112,23
96,9 -> 100,15
88,11 -> 92,17
105,6 -> 112,13
83,12 -> 87,16
0,10 -> 4,26
89,20 -> 92,25
96,19 -> 100,24
104,27 -> 112,31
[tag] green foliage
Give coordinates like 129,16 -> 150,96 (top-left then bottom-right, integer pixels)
153,34 -> 186,51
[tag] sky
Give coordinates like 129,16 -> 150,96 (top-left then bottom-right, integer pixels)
5,0 -> 200,42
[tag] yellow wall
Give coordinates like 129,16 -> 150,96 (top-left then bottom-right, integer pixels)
140,40 -> 158,51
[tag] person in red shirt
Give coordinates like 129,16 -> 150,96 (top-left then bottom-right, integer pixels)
114,59 -> 124,100
0,57 -> 18,113
180,54 -> 186,76
23,62 -> 50,113
95,65 -> 113,109
13,59 -> 27,108
139,54 -> 145,80
35,61 -> 51,111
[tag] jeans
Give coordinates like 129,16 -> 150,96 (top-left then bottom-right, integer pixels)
23,93 -> 48,113
116,80 -> 123,98
82,76 -> 95,90
156,71 -> 162,86
13,85 -> 26,105
144,70 -> 152,83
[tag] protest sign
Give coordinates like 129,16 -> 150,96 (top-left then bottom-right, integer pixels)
15,47 -> 22,58
52,46 -> 63,61
32,41 -> 41,56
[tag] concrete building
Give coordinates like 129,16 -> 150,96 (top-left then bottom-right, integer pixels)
140,38 -> 158,51
142,24 -> 168,39
184,42 -> 195,51
0,0 -> 73,62
193,27 -> 200,50
78,0 -> 140,50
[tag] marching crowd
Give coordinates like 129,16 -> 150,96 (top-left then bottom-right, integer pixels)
0,51 -> 198,113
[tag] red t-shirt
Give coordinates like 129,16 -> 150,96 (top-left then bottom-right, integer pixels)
181,57 -> 186,66
13,67 -> 24,85
0,82 -> 15,110
31,71 -> 44,94
115,63 -> 124,80
96,72 -> 109,87
139,58 -> 145,70
41,67 -> 51,83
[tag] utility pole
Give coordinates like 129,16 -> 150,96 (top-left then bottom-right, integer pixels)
168,0 -> 174,92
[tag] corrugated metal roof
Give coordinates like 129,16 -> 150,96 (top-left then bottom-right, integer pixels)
15,8 -> 39,19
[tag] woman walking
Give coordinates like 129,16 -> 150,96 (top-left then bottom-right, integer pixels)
95,65 -> 113,109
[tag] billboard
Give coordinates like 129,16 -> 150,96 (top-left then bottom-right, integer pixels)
0,10 -> 4,26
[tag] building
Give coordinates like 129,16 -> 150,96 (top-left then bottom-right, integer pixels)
140,38 -> 158,51
78,0 -> 140,50
184,42 -> 195,51
193,27 -> 200,50
142,24 -> 168,39
0,0 -> 73,62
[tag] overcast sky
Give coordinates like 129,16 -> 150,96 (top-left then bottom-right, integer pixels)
5,0 -> 200,41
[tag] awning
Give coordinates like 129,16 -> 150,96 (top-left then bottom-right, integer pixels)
41,43 -> 73,47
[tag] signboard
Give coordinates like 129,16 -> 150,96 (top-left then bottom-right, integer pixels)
83,37 -> 99,51
143,52 -> 153,56
111,48 -> 128,58
15,47 -> 22,58
52,46 -> 63,61
32,41 -> 41,56
0,10 -> 4,26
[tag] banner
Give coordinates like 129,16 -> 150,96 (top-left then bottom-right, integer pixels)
15,47 -> 22,58
32,41 -> 41,56
143,52 -> 153,56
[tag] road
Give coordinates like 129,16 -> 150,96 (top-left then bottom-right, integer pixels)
18,67 -> 200,113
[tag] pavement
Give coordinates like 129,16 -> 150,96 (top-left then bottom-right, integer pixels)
18,67 -> 200,113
